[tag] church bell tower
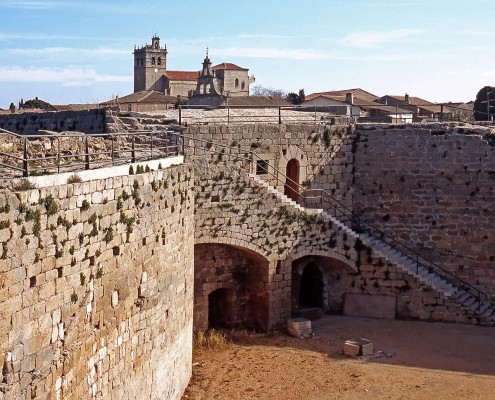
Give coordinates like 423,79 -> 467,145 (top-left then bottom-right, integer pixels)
133,35 -> 168,92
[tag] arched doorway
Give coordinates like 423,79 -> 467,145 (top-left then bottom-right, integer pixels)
208,288 -> 234,329
284,159 -> 299,202
299,262 -> 323,308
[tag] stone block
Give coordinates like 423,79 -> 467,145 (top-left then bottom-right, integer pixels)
344,338 -> 374,357
287,317 -> 312,338
343,293 -> 396,319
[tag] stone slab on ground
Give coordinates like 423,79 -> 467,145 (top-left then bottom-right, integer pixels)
342,293 -> 396,319
287,317 -> 312,338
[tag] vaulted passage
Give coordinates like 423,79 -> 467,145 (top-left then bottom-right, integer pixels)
208,288 -> 234,329
194,243 -> 270,331
299,262 -> 323,308
292,256 -> 357,319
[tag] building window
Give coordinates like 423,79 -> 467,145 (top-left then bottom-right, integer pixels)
241,81 -> 245,90
157,57 -> 161,65
256,159 -> 269,175
235,78 -> 239,88
151,57 -> 156,65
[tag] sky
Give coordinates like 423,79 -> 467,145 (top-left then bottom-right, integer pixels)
0,0 -> 494,108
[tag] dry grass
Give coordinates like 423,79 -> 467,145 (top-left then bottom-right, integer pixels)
194,330 -> 231,353
67,174 -> 82,183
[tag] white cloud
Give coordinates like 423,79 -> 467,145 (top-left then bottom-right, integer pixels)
211,47 -> 333,61
211,46 -> 416,62
340,29 -> 424,48
0,1 -> 76,9
6,46 -> 129,58
0,66 -> 132,86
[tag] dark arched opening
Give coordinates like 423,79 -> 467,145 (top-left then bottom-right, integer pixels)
208,288 -> 234,329
284,158 -> 299,202
299,262 -> 323,308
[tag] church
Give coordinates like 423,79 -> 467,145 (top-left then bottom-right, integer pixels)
133,36 -> 251,99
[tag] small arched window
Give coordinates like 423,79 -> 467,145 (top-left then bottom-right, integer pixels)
157,57 -> 161,65
241,81 -> 245,90
235,78 -> 239,88
151,57 -> 156,65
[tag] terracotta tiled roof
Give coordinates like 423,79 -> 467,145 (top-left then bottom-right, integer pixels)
305,88 -> 379,103
381,95 -> 442,113
164,70 -> 199,81
49,104 -> 98,111
212,63 -> 248,71
101,91 -> 176,105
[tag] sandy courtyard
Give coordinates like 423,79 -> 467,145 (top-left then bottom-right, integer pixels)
182,315 -> 495,400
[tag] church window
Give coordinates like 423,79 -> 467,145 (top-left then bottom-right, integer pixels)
151,57 -> 156,65
235,78 -> 239,88
241,81 -> 245,90
157,57 -> 162,65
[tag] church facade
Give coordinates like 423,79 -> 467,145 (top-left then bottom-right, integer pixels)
133,36 -> 251,99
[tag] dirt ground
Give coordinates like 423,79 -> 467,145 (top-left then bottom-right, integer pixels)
182,315 -> 495,400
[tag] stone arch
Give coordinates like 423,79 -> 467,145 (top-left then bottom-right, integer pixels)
276,145 -> 308,198
290,252 -> 358,317
194,242 -> 270,331
195,236 -> 271,261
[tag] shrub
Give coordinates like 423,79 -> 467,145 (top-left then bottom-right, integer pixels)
67,174 -> 82,184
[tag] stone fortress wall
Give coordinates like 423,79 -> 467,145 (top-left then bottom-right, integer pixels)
185,123 -> 495,328
0,109 -> 107,135
351,128 -> 495,300
1,116 -> 494,399
0,161 -> 194,399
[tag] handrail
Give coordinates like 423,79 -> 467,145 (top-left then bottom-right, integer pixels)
173,131 -> 488,308
0,129 -> 181,177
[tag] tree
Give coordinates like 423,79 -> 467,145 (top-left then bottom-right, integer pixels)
473,86 -> 495,121
250,85 -> 286,99
22,97 -> 51,110
285,89 -> 306,105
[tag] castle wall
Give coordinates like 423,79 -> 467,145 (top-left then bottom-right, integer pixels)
0,162 -> 194,399
188,123 -> 495,327
183,123 -> 355,211
0,109 -> 106,134
352,128 -> 495,299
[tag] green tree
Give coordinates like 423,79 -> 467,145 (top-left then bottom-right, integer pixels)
473,86 -> 495,121
285,89 -> 305,105
22,97 -> 51,110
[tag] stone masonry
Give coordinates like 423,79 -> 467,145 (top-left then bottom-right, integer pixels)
0,163 -> 194,399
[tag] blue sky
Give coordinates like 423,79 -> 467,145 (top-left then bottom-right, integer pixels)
0,0 -> 494,108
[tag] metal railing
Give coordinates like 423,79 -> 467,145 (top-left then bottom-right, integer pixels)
0,128 -> 181,177
175,131 -> 488,309
173,102 -> 476,126
176,104 -> 346,125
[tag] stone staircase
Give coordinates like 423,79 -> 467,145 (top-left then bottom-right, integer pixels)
248,173 -> 495,325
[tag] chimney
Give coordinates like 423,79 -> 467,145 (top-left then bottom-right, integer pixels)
345,92 -> 354,104
405,93 -> 410,104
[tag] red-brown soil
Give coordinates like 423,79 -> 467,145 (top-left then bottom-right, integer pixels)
182,315 -> 495,400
